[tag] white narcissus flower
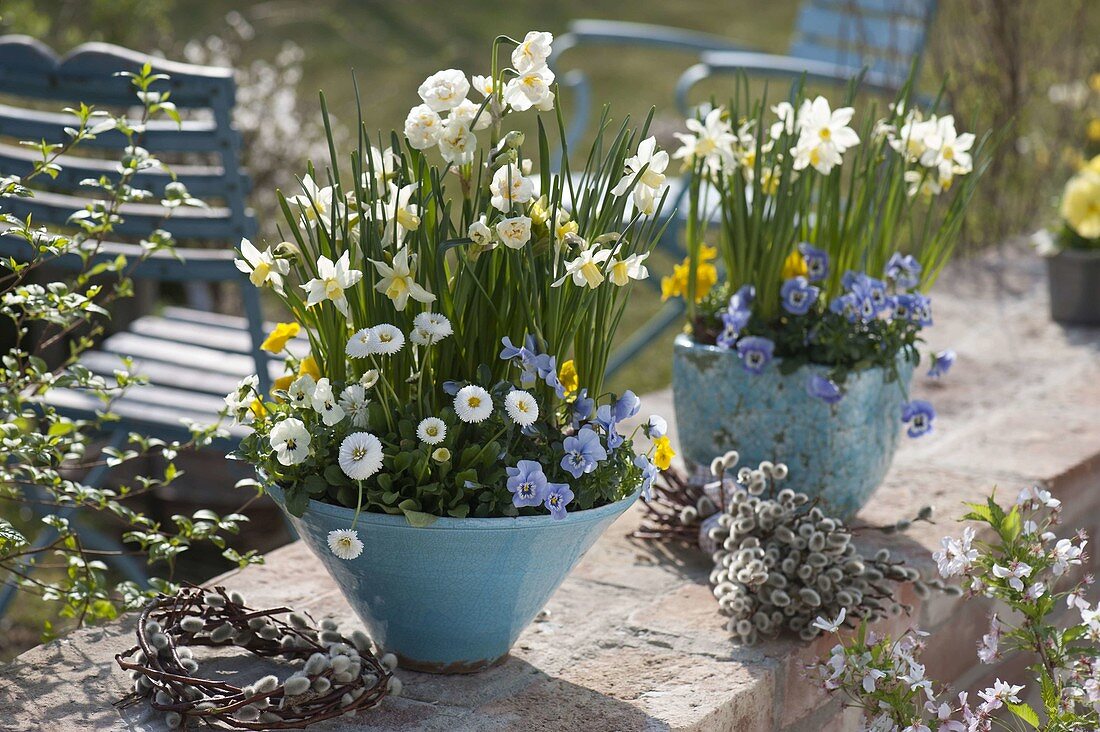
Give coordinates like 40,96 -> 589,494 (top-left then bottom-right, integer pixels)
339,384 -> 370,427
607,252 -> 650,286
338,432 -> 384,481
791,96 -> 860,175
502,65 -> 555,112
287,374 -> 316,410
374,183 -> 421,247
489,163 -> 535,212
468,216 -> 495,250
495,216 -> 532,249
673,107 -> 735,173
412,312 -> 452,342
370,324 -> 405,355
450,99 -> 492,131
553,246 -> 612,289
470,74 -> 494,98
511,31 -> 554,73
611,137 -> 669,214
438,117 -> 477,165
890,112 -> 937,163
920,115 -> 975,184
327,529 -> 364,560
270,418 -> 310,466
454,384 -> 493,423
363,146 -> 399,188
311,377 -> 345,426
416,417 -> 447,445
302,251 -> 362,319
904,168 -> 943,199
417,69 -> 470,112
768,101 -> 802,140
504,390 -> 539,427
285,174 -> 340,229
404,104 -> 444,150
235,238 -> 289,293
370,247 -> 436,311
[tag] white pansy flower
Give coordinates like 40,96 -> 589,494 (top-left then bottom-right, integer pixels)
302,251 -> 362,319
450,98 -> 492,131
346,328 -> 377,358
489,163 -> 535,212
339,384 -> 370,427
791,96 -> 860,175
468,216 -> 495,250
471,74 -> 494,98
311,377 -> 345,426
404,104 -> 444,150
553,246 -> 612,288
511,31 -> 554,73
285,174 -> 340,229
338,432 -> 384,481
374,183 -> 421,247
455,384 -> 493,423
287,374 -> 316,410
673,107 -> 735,173
504,390 -> 539,427
502,65 -> 555,112
370,324 -> 405,355
412,311 -> 452,342
235,238 -> 289,294
438,117 -> 478,165
416,417 -> 447,445
417,69 -> 470,112
270,418 -> 311,466
224,374 -> 259,423
370,247 -> 436,310
327,529 -> 363,560
611,137 -> 669,210
607,252 -> 650,286
495,216 -> 532,249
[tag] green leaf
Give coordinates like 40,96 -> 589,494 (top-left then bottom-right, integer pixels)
304,474 -> 328,496
284,485 -> 310,517
401,508 -> 438,527
1007,702 -> 1039,728
47,421 -> 76,436
962,501 -> 993,524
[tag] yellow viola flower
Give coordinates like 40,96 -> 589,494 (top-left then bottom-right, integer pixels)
261,322 -> 300,353
653,436 -> 676,471
1088,119 -> 1100,143
270,374 -> 294,403
699,244 -> 718,262
660,265 -> 687,301
781,250 -> 808,280
249,398 -> 266,418
1086,154 -> 1100,175
662,248 -> 718,302
1062,169 -> 1100,240
558,359 -> 579,394
695,262 -> 718,301
298,355 -> 321,380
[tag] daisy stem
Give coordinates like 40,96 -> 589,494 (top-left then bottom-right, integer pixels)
351,481 -> 364,530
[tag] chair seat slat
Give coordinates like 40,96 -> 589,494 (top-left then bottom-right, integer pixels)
795,6 -> 924,57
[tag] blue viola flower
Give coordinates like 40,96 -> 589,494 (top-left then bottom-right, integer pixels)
716,313 -> 742,350
780,276 -> 820,316
736,336 -> 775,374
729,284 -> 755,314
442,380 -> 462,396
634,453 -> 658,500
885,252 -> 922,290
506,460 -> 549,508
594,405 -> 624,450
499,335 -> 536,362
864,277 -> 889,313
901,400 -> 936,438
544,482 -> 575,520
806,374 -> 843,404
571,388 -> 595,429
533,354 -> 567,397
561,427 -> 607,478
613,390 -> 641,422
830,292 -> 860,323
799,242 -> 829,282
643,414 -> 667,439
717,285 -> 755,350
927,349 -> 956,379
841,270 -> 867,291
895,293 -> 932,326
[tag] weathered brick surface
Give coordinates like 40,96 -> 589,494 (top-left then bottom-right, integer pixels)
1,248 -> 1098,730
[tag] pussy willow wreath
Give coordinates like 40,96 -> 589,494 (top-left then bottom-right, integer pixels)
115,586 -> 398,730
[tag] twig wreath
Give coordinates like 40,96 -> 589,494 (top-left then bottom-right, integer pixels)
115,585 -> 398,730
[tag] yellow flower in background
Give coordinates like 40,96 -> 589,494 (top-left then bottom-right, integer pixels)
1062,169 -> 1100,240
1090,73 -> 1100,92
781,250 -> 808,280
271,374 -> 294,401
299,355 -> 321,380
661,246 -> 719,302
261,322 -> 300,353
653,436 -> 675,470
249,399 -> 265,418
1088,119 -> 1100,143
559,359 -> 579,394
1086,154 -> 1100,175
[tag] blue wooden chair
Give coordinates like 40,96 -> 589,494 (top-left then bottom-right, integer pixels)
549,0 -> 938,376
0,36 -> 277,612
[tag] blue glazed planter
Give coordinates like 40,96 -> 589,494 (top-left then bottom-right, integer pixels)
672,334 -> 913,518
267,485 -> 638,673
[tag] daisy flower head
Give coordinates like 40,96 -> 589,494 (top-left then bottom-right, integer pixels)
338,432 -> 384,481
417,417 -> 447,445
346,328 -> 377,358
504,389 -> 539,427
339,384 -> 370,427
370,324 -> 405,355
412,312 -> 453,343
431,447 -> 451,463
455,384 -> 493,423
327,529 -> 364,561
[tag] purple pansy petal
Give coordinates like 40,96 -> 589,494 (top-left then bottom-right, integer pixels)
928,349 -> 956,379
544,482 -> 574,519
806,374 -> 843,404
736,336 -> 775,375
902,399 -> 936,438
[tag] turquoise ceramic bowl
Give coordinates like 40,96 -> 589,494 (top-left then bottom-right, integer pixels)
267,485 -> 638,673
672,334 -> 913,518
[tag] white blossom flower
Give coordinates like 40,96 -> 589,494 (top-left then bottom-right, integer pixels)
607,252 -> 650,286
791,97 -> 860,174
553,246 -> 612,288
511,31 -> 554,73
374,183 -> 421,247
370,247 -> 436,310
412,312 -> 452,342
977,679 -> 1024,711
370,324 -> 405,355
1016,485 -> 1061,510
339,384 -> 370,428
977,614 -> 1001,663
416,417 -> 447,445
311,377 -> 345,426
489,163 -> 535,212
1052,538 -> 1085,576
450,98 -> 492,131
417,69 -> 469,112
933,525 -> 978,578
811,608 -> 846,634
346,328 -> 378,358
673,107 -> 736,173
287,374 -> 316,410
504,390 -> 539,426
235,239 -> 289,294
495,215 -> 532,249
468,216 -> 495,250
327,529 -> 364,560
611,137 -> 669,213
471,74 -> 494,98
992,561 -> 1032,592
404,104 -> 445,150
502,66 -> 555,112
455,384 -> 493,423
438,117 -> 478,165
270,418 -> 311,466
338,432 -> 384,481
285,174 -> 341,229
302,251 -> 362,319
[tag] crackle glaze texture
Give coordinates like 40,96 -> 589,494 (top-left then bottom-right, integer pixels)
267,485 -> 637,673
672,334 -> 913,518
